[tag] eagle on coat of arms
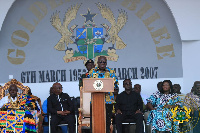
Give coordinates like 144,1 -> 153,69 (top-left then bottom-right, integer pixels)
50,4 -> 81,51
96,3 -> 128,49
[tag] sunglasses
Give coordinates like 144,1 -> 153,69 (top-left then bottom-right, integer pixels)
98,61 -> 107,64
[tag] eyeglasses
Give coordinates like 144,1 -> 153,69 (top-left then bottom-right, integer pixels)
98,61 -> 107,64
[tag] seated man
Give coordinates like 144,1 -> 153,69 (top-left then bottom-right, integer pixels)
47,82 -> 75,133
0,84 -> 20,109
43,87 -> 68,133
115,79 -> 144,133
0,84 -> 39,133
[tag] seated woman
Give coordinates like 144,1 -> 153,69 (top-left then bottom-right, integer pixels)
0,84 -> 40,133
146,80 -> 180,133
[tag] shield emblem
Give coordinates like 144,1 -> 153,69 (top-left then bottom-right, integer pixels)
76,27 -> 104,58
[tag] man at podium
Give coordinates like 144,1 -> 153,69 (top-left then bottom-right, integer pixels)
88,56 -> 119,133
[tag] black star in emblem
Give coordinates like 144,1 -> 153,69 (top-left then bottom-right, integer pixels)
105,34 -> 108,38
81,9 -> 97,24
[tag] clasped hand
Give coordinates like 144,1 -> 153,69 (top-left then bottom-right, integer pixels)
57,110 -> 70,115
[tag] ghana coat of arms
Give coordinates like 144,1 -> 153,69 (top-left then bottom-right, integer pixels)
50,3 -> 128,64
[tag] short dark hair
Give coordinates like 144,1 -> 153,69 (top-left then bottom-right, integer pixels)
173,84 -> 181,89
192,81 -> 200,92
123,79 -> 131,85
134,84 -> 141,87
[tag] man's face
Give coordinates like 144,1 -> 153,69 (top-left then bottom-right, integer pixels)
123,80 -> 132,91
86,63 -> 95,72
134,84 -> 141,93
9,85 -> 18,98
173,84 -> 181,94
53,83 -> 62,95
97,56 -> 107,70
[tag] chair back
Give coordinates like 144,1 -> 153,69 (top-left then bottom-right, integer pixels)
0,79 -> 29,100
80,87 -> 91,117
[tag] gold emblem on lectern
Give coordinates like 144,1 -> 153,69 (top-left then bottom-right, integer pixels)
93,80 -> 103,90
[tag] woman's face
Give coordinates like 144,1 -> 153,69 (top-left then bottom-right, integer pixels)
163,82 -> 170,92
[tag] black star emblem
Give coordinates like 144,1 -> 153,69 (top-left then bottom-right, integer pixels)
81,9 -> 97,24
105,34 -> 108,38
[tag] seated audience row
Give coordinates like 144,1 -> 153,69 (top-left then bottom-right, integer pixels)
1,79 -> 200,133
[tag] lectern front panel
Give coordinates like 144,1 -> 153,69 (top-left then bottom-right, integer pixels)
83,78 -> 114,93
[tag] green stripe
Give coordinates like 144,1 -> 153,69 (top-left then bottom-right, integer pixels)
25,127 -> 37,132
16,110 -> 25,114
87,28 -> 94,59
6,128 -> 14,131
88,44 -> 94,59
15,125 -> 23,128
87,28 -> 92,39
7,120 -> 15,122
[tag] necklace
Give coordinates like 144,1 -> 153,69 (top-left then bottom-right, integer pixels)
8,95 -> 19,108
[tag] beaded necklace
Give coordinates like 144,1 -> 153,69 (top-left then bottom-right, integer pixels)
8,95 -> 19,108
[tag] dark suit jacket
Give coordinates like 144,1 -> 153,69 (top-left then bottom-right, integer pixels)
47,92 -> 73,114
115,91 -> 143,115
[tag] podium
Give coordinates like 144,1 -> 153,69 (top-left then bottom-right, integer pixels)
83,78 -> 114,133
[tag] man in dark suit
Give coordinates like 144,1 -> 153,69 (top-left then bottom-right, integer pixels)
115,79 -> 144,133
48,82 -> 75,133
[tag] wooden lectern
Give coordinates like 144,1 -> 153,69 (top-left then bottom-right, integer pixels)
83,78 -> 114,133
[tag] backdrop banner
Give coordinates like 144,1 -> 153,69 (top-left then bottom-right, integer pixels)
0,0 -> 182,83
